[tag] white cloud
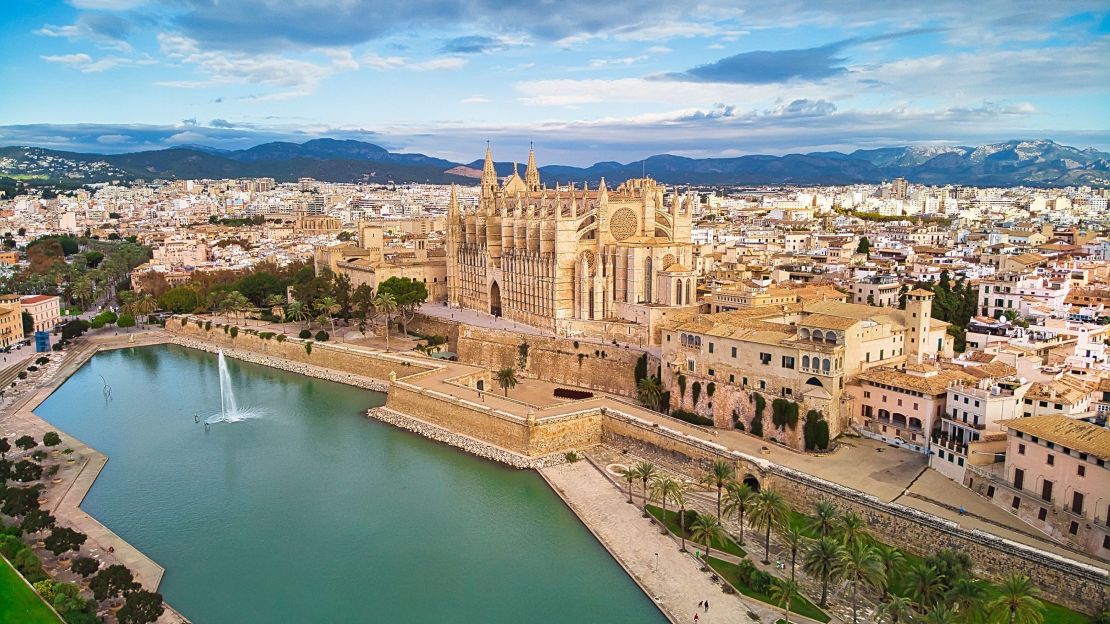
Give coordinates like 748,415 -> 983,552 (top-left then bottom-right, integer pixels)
67,0 -> 147,8
461,95 -> 491,104
41,53 -> 93,66
360,52 -> 466,71
96,134 -> 132,144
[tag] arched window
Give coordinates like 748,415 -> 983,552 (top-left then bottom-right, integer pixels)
822,358 -> 831,372
812,329 -> 824,342
799,328 -> 811,340
643,256 -> 653,302
802,355 -> 810,368
676,280 -> 683,305
686,279 -> 692,305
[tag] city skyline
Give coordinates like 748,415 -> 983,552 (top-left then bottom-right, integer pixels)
0,1 -> 1108,164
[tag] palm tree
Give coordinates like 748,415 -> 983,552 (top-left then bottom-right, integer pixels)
770,578 -> 802,624
987,573 -> 1043,624
72,278 -> 94,310
288,300 -> 310,329
924,605 -> 960,624
636,376 -> 663,411
803,537 -> 845,607
633,461 -> 656,510
265,294 -> 286,332
722,481 -> 755,545
808,500 -> 839,539
837,510 -> 870,549
316,296 -> 338,333
781,524 -> 807,582
946,577 -> 987,623
905,563 -> 946,611
874,543 -> 907,598
651,476 -> 680,534
876,595 -> 916,624
620,465 -> 637,504
750,488 -> 790,564
672,483 -> 689,552
374,291 -> 398,351
131,294 -> 157,327
837,542 -> 886,624
698,459 -> 735,518
689,514 -> 725,566
496,367 -> 518,397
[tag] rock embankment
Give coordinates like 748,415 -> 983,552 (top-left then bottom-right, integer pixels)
171,337 -> 389,392
368,407 -> 567,469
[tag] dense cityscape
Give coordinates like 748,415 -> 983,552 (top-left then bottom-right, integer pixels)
3,0 -> 1110,623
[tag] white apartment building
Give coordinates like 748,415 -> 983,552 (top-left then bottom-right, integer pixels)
978,272 -> 1070,319
931,373 -> 1030,482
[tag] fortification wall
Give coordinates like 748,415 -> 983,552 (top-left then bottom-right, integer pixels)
454,325 -> 659,398
167,317 -> 432,381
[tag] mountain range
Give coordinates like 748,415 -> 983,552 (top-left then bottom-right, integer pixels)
1,138 -> 1107,188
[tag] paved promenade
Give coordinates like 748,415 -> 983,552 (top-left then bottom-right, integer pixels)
541,460 -> 778,624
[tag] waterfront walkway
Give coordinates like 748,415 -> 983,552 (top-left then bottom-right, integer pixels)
541,460 -> 775,624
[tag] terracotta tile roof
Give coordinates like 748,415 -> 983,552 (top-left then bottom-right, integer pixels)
857,366 -> 977,395
999,415 -> 1110,460
19,295 -> 55,304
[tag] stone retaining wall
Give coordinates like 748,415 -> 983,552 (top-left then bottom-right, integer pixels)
368,407 -> 567,469
167,317 -> 433,382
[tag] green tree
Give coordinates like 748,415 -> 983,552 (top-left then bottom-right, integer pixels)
11,459 -> 43,482
905,563 -> 946,610
315,296 -> 339,333
265,294 -> 287,332
671,482 -> 690,552
117,313 -> 136,328
781,523 -> 807,582
803,537 -> 845,607
20,508 -> 55,535
42,431 -> 62,447
633,460 -> 657,509
808,500 -> 838,538
987,574 -> 1043,624
722,481 -> 756,545
874,544 -> 906,598
44,526 -> 87,555
496,367 -> 518,397
376,276 -> 428,336
0,437 -> 9,459
619,465 -> 636,504
750,488 -> 790,564
677,374 -> 687,407
876,595 -> 916,624
924,605 -> 960,624
689,513 -> 726,565
374,291 -> 398,351
15,435 -> 37,451
90,564 -> 138,601
218,290 -> 251,323
837,510 -> 870,549
351,284 -> 375,328
71,556 -> 100,578
332,273 -> 353,319
287,300 -> 311,329
117,589 -> 165,624
651,476 -> 681,534
857,236 -> 871,255
698,459 -> 735,518
837,542 -> 886,624
946,576 -> 988,623
770,578 -> 802,624
637,376 -> 663,411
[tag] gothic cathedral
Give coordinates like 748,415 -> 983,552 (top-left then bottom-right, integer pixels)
446,145 -> 697,336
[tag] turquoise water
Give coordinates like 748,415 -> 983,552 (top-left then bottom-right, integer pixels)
35,345 -> 665,624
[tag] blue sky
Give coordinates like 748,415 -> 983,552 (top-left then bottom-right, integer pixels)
1,0 -> 1108,165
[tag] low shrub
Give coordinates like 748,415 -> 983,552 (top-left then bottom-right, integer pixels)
205,321 -> 212,331
553,387 -> 594,400
564,451 -> 579,463
35,357 -> 49,365
314,330 -> 329,342
259,332 -> 275,340
670,409 -> 713,427
229,326 -> 239,339
304,342 -> 313,355
26,365 -> 37,372
299,329 -> 312,339
180,317 -> 188,327
275,334 -> 287,343
17,371 -> 27,380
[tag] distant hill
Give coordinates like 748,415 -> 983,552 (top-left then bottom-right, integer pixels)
1,138 -> 1107,187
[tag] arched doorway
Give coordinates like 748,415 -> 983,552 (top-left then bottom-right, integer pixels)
742,474 -> 761,492
490,281 -> 502,317
476,380 -> 485,391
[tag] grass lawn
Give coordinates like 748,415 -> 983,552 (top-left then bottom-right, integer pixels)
0,556 -> 63,624
645,504 -> 746,557
707,557 -> 830,623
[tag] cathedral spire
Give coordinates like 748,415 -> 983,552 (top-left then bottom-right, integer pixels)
481,142 -> 497,197
448,183 -> 459,218
525,142 -> 540,192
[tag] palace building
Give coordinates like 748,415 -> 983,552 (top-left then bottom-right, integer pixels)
446,145 -> 699,343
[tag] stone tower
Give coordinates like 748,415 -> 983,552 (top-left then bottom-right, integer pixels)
906,289 -> 934,364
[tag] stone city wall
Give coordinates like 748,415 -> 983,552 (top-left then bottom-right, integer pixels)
406,314 -> 461,350
386,381 -> 532,451
454,325 -> 660,398
167,317 -> 433,382
600,408 -> 1108,614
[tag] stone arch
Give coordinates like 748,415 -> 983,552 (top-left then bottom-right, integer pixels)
799,328 -> 811,340
822,358 -> 831,372
675,279 -> 683,305
742,474 -> 761,492
802,355 -> 810,368
806,376 -> 823,386
490,281 -> 502,317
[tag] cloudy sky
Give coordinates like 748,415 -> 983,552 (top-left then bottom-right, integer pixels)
1,0 -> 1108,165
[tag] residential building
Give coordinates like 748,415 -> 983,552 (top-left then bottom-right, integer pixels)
19,294 -> 60,333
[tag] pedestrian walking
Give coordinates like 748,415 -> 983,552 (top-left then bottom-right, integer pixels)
704,600 -> 709,613
697,601 -> 703,610
693,614 -> 698,623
